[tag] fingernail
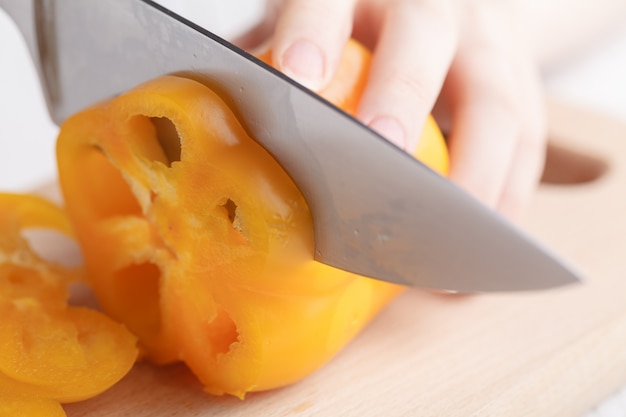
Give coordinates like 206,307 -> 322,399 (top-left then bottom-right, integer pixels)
368,117 -> 406,150
281,40 -> 325,91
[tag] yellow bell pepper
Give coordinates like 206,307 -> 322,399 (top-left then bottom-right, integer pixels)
0,193 -> 138,415
0,393 -> 65,417
56,40 -> 448,398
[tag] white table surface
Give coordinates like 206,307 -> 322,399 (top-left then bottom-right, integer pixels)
1,2 -> 626,416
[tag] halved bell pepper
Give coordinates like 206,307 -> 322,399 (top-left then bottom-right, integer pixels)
0,193 -> 138,414
56,40 -> 448,398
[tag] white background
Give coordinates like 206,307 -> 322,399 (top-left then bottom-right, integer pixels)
1,2 -> 625,415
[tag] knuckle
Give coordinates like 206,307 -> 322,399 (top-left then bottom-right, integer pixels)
381,68 -> 439,113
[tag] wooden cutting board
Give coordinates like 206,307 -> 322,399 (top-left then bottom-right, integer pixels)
61,101 -> 626,416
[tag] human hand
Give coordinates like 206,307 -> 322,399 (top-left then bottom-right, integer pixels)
236,0 -> 547,220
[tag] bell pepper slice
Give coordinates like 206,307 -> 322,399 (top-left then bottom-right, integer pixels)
0,392 -> 66,417
56,40 -> 448,398
0,193 -> 138,411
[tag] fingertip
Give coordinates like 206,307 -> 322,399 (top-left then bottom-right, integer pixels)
279,39 -> 326,91
270,0 -> 356,92
367,116 -> 407,150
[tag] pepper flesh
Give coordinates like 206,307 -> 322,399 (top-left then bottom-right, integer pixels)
56,40 -> 449,398
0,393 -> 66,417
0,193 -> 138,414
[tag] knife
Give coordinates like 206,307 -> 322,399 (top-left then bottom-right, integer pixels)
0,0 -> 582,292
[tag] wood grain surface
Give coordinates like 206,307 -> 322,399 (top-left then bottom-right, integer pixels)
61,101 -> 626,416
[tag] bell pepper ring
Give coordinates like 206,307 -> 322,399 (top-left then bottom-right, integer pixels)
0,193 -> 138,414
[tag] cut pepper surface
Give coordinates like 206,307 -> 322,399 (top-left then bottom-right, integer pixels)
0,193 -> 137,416
56,40 -> 449,398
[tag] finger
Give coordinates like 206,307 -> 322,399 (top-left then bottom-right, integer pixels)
446,4 -> 546,218
445,88 -> 520,209
356,0 -> 458,151
271,0 -> 358,91
496,120 -> 546,219
443,4 -> 532,213
232,0 -> 283,51
233,23 -> 274,52
496,61 -> 547,218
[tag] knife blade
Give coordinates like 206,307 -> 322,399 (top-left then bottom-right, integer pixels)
0,0 -> 582,291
